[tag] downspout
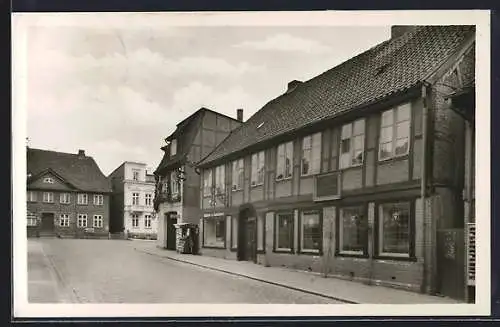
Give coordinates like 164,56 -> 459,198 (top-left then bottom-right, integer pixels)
420,82 -> 431,294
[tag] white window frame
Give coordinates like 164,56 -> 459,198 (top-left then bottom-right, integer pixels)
231,159 -> 244,191
59,214 -> 70,227
144,215 -> 152,229
275,212 -> 294,251
43,177 -> 54,184
378,103 -> 411,161
276,141 -> 294,181
93,215 -> 103,228
339,119 -> 366,169
301,132 -> 322,176
145,193 -> 152,206
77,193 -> 88,205
203,169 -> 213,197
339,206 -> 367,255
132,193 -> 140,205
27,216 -> 38,226
131,214 -> 139,228
43,192 -> 54,203
251,151 -> 265,187
299,210 -> 321,253
93,194 -> 104,206
77,214 -> 88,228
378,202 -> 411,258
215,164 -> 225,196
27,191 -> 37,202
170,139 -> 177,156
60,193 -> 71,204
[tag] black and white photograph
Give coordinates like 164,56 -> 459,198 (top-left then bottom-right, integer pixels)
12,10 -> 490,318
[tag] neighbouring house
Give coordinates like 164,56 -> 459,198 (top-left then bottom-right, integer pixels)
153,107 -> 242,251
27,148 -> 112,238
196,25 -> 476,301
108,162 -> 157,239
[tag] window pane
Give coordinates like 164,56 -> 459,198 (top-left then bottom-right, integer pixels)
302,136 -> 312,149
341,138 -> 350,154
352,150 -> 364,165
301,212 -> 320,251
353,135 -> 364,151
379,203 -> 410,254
204,217 -> 226,247
380,126 -> 393,143
340,152 -> 351,169
395,138 -> 409,156
341,124 -> 352,139
397,103 -> 411,122
340,207 -> 367,252
277,214 -> 293,249
396,121 -> 410,139
379,142 -> 392,159
381,110 -> 394,127
353,119 -> 365,135
301,151 -> 310,175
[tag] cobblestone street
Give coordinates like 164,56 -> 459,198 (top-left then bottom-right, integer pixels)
28,238 -> 340,304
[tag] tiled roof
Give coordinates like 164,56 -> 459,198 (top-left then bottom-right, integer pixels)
27,148 -> 112,193
198,25 -> 475,167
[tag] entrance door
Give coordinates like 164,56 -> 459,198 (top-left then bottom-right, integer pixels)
40,213 -> 55,234
166,213 -> 177,250
436,228 -> 465,300
245,217 -> 257,262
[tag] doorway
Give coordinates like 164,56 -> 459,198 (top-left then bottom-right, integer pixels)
237,207 -> 257,262
436,228 -> 465,300
166,212 -> 177,250
40,213 -> 55,235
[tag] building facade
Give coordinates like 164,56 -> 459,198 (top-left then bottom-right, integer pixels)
27,148 -> 112,238
108,162 -> 157,239
196,26 -> 476,301
153,108 -> 242,250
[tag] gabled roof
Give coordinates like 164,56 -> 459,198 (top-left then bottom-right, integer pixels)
27,148 -> 112,193
198,25 -> 475,167
154,107 -> 240,175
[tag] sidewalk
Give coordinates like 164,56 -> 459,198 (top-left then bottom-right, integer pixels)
133,243 -> 461,304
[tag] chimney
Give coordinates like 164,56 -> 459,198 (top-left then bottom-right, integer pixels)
78,149 -> 85,157
391,25 -> 418,39
237,109 -> 244,122
286,80 -> 303,94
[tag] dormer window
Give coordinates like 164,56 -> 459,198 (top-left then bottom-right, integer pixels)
170,139 -> 177,156
43,177 -> 54,184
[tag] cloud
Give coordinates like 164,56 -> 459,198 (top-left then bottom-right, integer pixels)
233,33 -> 333,55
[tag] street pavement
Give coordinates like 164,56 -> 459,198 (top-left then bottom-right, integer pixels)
27,238 -> 340,304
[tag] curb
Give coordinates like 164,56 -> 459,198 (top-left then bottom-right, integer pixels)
134,247 -> 358,304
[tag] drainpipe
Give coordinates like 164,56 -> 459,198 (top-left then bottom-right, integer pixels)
420,82 -> 431,294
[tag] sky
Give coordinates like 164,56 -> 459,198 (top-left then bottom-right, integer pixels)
22,14 -> 391,175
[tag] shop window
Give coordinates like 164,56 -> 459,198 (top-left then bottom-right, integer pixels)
338,206 -> 367,255
275,212 -> 294,251
300,210 -> 321,253
378,201 -> 412,257
203,216 -> 226,248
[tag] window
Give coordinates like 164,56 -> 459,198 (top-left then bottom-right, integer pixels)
27,191 -> 37,202
145,194 -> 152,206
77,193 -> 88,205
215,164 -> 225,196
301,132 -> 322,176
339,206 -> 367,254
203,216 -> 226,248
59,214 -> 70,227
170,139 -> 177,156
77,214 -> 88,228
300,211 -> 321,252
203,169 -> 213,197
93,194 -> 103,206
170,171 -> 179,196
340,119 -> 365,169
257,215 -> 265,251
379,103 -> 411,160
144,215 -> 152,228
27,216 -> 37,226
132,169 -> 140,181
43,177 -> 54,184
231,216 -> 238,249
251,151 -> 265,186
59,193 -> 71,204
132,193 -> 139,205
43,192 -> 54,203
378,202 -> 411,257
93,215 -> 103,228
275,212 -> 294,251
232,159 -> 244,191
276,141 -> 293,180
131,214 -> 139,228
